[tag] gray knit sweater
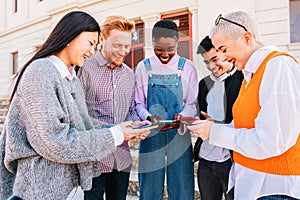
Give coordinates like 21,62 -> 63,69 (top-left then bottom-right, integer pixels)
0,58 -> 116,199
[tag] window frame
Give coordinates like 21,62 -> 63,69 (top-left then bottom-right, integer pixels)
12,51 -> 19,75
124,19 -> 145,70
161,10 -> 193,60
14,0 -> 18,13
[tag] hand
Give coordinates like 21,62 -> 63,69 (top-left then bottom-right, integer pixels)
147,115 -> 166,131
178,115 -> 198,125
131,120 -> 151,127
186,119 -> 213,140
173,114 -> 181,121
200,111 -> 214,122
147,115 -> 162,123
160,114 -> 180,131
161,121 -> 180,131
119,121 -> 151,141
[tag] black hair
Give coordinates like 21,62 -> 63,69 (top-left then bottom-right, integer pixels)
152,19 -> 178,41
9,11 -> 100,105
196,35 -> 214,55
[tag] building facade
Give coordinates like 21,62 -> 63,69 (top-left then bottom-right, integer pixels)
0,0 -> 299,97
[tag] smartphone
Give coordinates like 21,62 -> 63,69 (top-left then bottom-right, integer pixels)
179,116 -> 197,125
133,123 -> 159,130
157,120 -> 175,124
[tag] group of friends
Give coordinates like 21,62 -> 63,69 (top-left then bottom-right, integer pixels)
0,9 -> 299,200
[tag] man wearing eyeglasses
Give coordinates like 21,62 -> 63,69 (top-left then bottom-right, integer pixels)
194,35 -> 243,200
187,11 -> 300,200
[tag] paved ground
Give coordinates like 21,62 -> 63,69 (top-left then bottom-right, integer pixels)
67,187 -> 139,200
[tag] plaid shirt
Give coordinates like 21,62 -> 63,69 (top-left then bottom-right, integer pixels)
79,51 -> 140,172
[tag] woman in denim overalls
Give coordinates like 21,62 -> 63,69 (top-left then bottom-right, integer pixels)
135,20 -> 199,200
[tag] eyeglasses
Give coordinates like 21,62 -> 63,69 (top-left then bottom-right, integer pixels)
215,14 -> 248,32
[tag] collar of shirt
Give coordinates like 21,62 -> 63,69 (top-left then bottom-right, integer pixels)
243,45 -> 279,84
95,50 -> 125,70
153,54 -> 180,66
47,55 -> 76,80
210,66 -> 237,82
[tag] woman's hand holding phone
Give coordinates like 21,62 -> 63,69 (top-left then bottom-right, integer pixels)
119,121 -> 151,141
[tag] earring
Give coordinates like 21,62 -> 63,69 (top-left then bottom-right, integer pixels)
67,43 -> 70,47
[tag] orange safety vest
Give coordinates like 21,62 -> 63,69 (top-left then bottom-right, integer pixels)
232,51 -> 300,175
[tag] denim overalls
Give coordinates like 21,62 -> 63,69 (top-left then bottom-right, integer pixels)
138,57 -> 194,200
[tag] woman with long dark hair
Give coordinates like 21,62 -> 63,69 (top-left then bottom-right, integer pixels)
0,11 -> 150,200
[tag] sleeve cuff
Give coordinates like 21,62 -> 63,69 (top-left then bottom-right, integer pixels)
209,123 -> 235,150
109,125 -> 124,146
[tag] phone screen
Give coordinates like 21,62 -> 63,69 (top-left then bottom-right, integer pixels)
179,116 -> 197,125
133,123 -> 159,130
157,120 -> 174,124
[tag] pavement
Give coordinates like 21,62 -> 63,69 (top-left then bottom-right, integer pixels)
66,187 -> 139,200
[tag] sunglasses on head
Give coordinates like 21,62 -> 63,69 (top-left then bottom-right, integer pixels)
215,14 -> 248,32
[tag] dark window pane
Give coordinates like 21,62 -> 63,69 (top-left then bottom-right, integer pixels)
12,52 -> 18,74
290,0 -> 300,43
125,21 -> 145,70
132,23 -> 144,44
177,40 -> 190,59
162,14 -> 190,37
134,47 -> 144,70
14,0 -> 18,13
124,51 -> 133,69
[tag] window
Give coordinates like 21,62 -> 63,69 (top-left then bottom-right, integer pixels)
14,0 -> 18,13
162,11 -> 192,60
290,0 -> 300,43
124,20 -> 145,70
12,52 -> 18,74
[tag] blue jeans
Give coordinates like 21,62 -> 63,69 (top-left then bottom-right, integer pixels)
139,128 -> 194,200
258,195 -> 299,200
84,168 -> 130,200
197,158 -> 233,200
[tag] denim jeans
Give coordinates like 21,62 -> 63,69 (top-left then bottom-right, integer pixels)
84,168 -> 130,200
138,71 -> 194,200
197,158 -> 233,200
139,128 -> 194,200
257,195 -> 300,200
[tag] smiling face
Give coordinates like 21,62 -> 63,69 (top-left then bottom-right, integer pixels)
100,29 -> 132,68
153,37 -> 178,64
211,31 -> 252,71
64,31 -> 98,68
202,48 -> 233,77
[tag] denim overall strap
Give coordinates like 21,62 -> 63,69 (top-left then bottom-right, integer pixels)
143,58 -> 151,71
177,57 -> 186,70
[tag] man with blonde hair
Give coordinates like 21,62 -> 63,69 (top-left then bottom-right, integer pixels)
187,11 -> 300,200
78,16 -> 138,200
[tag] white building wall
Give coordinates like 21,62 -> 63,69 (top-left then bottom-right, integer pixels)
256,0 -> 300,59
0,0 -> 299,97
196,0 -> 255,77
